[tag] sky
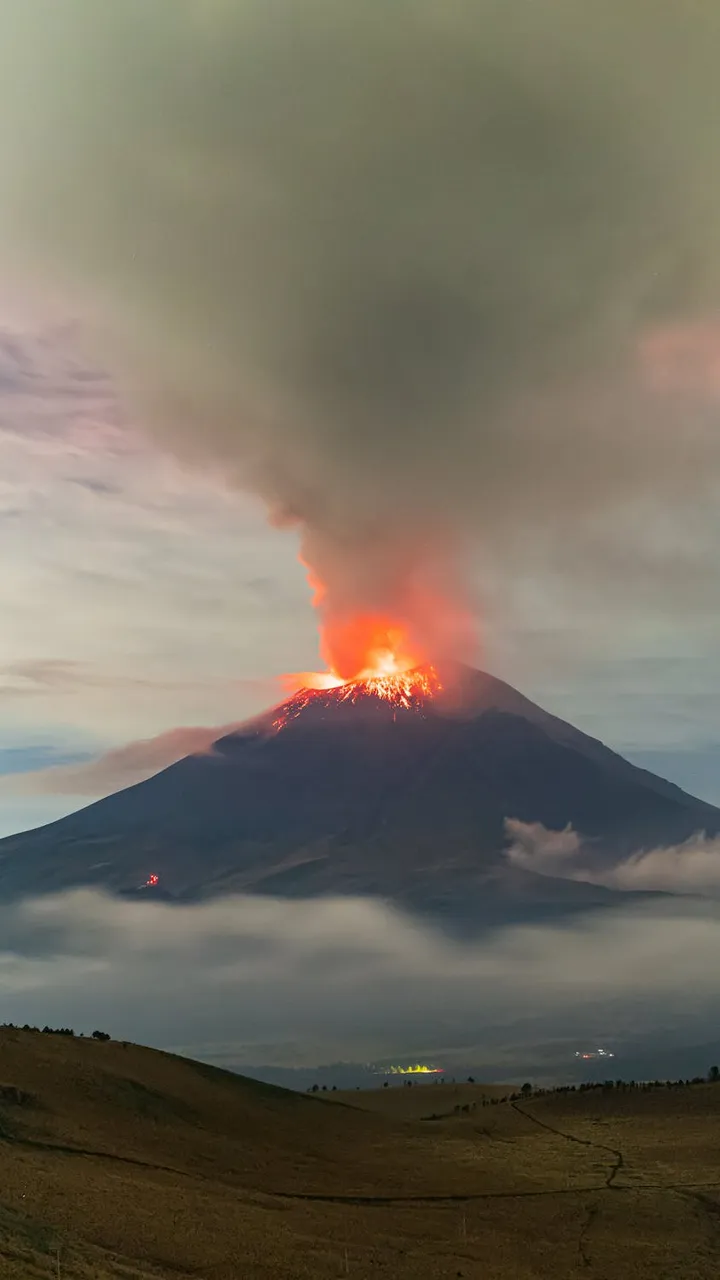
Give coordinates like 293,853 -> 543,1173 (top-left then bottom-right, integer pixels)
0,315 -> 303,833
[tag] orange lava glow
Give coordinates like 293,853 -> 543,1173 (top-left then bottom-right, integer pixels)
279,616 -> 423,695
274,662 -> 442,731
275,543 -> 475,730
278,599 -> 445,730
319,614 -> 423,683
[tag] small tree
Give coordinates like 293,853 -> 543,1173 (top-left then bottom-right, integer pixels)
91,1030 -> 110,1042
520,1082 -> 533,1097
709,1065 -> 720,1082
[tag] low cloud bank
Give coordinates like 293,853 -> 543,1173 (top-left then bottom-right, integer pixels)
1,889 -> 720,1068
505,818 -> 720,896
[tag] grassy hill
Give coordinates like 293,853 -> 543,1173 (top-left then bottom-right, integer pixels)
0,1029 -> 720,1277
333,1079 -> 511,1119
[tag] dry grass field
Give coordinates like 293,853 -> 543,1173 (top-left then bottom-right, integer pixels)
333,1079 -> 512,1119
1,1030 -> 720,1278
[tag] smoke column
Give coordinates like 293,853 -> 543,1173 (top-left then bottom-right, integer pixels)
1,1 -> 720,666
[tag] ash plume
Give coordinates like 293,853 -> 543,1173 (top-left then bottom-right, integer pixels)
2,1 -> 720,642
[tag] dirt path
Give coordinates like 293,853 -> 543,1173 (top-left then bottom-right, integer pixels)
510,1100 -> 625,1188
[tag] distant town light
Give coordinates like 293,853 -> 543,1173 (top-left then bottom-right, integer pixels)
373,1064 -> 444,1075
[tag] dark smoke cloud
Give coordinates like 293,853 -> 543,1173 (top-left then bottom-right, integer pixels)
2,1 -> 720,642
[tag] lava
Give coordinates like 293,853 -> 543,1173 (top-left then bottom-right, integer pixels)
277,602 -> 445,730
272,547 -> 466,727
274,662 -> 442,731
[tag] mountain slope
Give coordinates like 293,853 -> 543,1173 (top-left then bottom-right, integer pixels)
0,663 -> 716,920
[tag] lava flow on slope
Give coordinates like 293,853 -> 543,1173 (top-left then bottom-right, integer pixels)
276,608 -> 446,729
273,662 -> 442,731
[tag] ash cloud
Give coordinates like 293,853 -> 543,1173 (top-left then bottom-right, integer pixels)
2,3 -> 720,641
2,889 -> 720,1069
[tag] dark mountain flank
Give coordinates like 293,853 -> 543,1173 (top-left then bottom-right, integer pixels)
0,664 -> 716,926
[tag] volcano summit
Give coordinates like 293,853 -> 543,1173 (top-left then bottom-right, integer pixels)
0,663 -> 717,928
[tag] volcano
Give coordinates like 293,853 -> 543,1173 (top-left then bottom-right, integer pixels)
0,662 -> 718,927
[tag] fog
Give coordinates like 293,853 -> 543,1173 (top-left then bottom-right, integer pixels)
2,888 -> 719,1071
506,818 -> 720,897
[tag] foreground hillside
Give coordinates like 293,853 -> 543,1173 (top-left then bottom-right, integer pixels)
1,1030 -> 720,1277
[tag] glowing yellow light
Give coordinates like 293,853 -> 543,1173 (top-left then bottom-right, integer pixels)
384,1064 -> 443,1075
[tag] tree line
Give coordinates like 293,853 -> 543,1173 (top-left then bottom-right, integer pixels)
307,1069 -> 720,1098
1,1022 -> 111,1041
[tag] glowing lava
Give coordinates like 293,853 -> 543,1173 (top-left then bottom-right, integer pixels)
274,662 -> 442,731
275,540 -> 468,731
276,614 -> 443,730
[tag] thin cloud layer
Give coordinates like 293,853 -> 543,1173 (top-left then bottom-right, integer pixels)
505,818 -> 720,897
1,889 -> 720,1068
0,723 -> 242,798
0,326 -> 311,727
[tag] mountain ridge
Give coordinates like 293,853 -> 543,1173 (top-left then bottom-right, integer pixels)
0,662 -> 716,924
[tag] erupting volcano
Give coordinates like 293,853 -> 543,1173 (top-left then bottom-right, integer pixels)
276,542 -> 475,728
0,542 -> 718,930
274,664 -> 442,731
1,640 -> 719,929
0,539 -> 718,929
277,610 -> 445,730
